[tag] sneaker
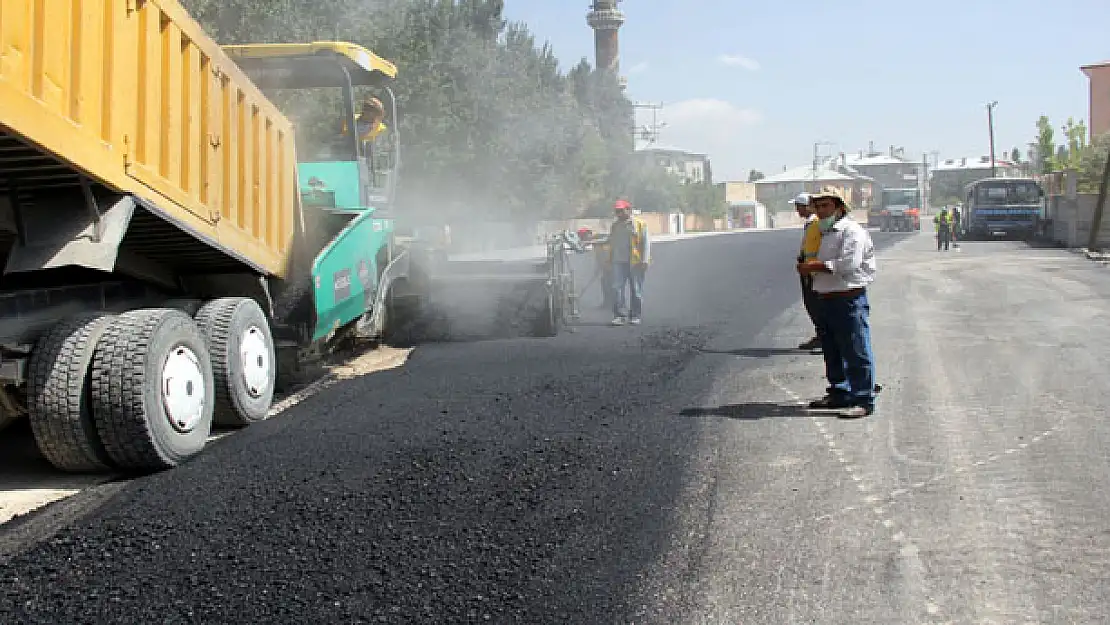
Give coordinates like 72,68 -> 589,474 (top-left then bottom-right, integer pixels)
839,405 -> 873,419
798,336 -> 821,350
629,317 -> 642,325
611,317 -> 626,326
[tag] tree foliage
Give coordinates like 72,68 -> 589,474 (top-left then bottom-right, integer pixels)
1026,115 -> 1110,193
1031,115 -> 1056,174
1077,133 -> 1110,193
1056,117 -> 1088,171
182,0 -> 638,222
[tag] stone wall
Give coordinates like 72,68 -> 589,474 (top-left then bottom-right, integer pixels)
1046,193 -> 1110,248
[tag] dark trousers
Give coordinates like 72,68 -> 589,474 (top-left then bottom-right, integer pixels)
937,226 -> 951,250
800,275 -> 823,338
817,290 -> 875,408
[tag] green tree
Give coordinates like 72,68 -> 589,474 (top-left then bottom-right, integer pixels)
181,0 -> 635,222
1033,115 -> 1056,174
1077,132 -> 1110,193
747,169 -> 765,182
1010,147 -> 1021,163
1057,117 -> 1089,170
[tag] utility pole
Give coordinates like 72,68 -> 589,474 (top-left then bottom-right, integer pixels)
987,101 -> 998,177
631,101 -> 664,146
921,153 -> 929,212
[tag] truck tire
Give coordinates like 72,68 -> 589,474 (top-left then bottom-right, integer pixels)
90,309 -> 214,472
195,297 -> 276,427
26,314 -> 117,473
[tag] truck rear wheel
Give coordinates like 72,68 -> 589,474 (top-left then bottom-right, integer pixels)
195,297 -> 276,426
26,314 -> 117,473
90,309 -> 214,472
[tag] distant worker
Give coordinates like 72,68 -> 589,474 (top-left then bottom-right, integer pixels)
797,187 -> 878,418
950,205 -> 961,241
934,208 -> 952,251
342,97 -> 387,143
791,193 -> 823,351
607,199 -> 650,326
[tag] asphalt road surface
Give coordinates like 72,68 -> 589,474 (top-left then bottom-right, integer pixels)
3,226 -> 1110,624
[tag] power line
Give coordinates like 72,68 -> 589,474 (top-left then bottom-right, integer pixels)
631,101 -> 664,146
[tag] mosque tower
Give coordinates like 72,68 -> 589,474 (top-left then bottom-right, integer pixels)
586,0 -> 626,89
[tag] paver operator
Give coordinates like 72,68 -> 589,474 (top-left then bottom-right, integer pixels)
792,193 -> 824,351
608,199 -> 650,326
342,97 -> 388,143
796,188 -> 877,418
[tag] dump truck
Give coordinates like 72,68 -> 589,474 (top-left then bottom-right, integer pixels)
0,1 -> 427,474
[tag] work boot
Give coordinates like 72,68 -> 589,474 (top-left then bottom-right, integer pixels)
611,316 -> 626,326
629,317 -> 642,326
798,336 -> 821,350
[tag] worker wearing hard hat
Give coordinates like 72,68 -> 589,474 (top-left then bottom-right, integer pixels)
342,97 -> 387,142
607,199 -> 650,326
791,193 -> 823,351
796,187 -> 878,418
934,208 -> 952,251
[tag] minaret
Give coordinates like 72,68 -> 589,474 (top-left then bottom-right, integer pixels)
586,0 -> 626,88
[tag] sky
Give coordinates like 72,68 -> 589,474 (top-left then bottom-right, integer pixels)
503,0 -> 1110,182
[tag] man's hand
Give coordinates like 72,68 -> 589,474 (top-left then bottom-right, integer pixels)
634,262 -> 649,272
797,260 -> 827,275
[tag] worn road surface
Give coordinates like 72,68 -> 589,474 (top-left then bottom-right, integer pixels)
3,225 -> 1110,624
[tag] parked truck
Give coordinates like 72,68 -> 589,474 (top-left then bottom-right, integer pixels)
877,187 -> 922,232
961,178 -> 1045,240
0,1 -> 427,474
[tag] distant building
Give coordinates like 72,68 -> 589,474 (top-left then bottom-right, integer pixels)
1081,60 -> 1110,140
753,165 -> 872,212
844,150 -> 921,192
634,146 -> 713,185
930,155 -> 1019,201
720,181 -> 768,228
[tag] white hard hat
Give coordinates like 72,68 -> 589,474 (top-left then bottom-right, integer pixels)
789,193 -> 811,206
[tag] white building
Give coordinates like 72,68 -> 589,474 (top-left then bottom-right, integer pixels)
634,146 -> 713,185
930,155 -> 1020,203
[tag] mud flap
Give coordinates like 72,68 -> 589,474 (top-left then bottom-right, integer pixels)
354,248 -> 411,340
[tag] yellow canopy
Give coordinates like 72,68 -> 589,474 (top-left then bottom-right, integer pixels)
223,41 -> 397,90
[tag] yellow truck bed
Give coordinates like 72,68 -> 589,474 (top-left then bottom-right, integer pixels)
0,0 -> 297,277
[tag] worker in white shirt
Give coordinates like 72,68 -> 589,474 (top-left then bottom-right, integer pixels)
796,187 -> 877,418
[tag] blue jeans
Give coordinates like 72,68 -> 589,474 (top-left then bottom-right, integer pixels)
612,262 -> 645,318
817,291 -> 875,408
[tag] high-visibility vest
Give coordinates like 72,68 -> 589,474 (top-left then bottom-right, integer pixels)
606,218 -> 650,265
800,218 -> 822,260
342,115 -> 387,142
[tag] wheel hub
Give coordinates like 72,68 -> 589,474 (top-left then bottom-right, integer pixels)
162,346 -> 206,433
239,325 -> 271,398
